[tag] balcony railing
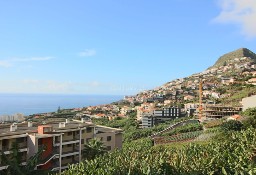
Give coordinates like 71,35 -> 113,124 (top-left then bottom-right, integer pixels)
37,154 -> 60,167
54,139 -> 80,147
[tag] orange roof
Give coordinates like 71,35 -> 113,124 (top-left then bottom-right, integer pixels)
96,113 -> 105,117
249,78 -> 256,82
232,115 -> 241,119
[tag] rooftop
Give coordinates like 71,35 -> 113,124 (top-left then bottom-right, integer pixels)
0,120 -> 96,138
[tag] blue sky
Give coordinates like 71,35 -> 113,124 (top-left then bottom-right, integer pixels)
0,0 -> 256,95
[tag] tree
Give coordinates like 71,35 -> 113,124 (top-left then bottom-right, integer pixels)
221,120 -> 243,131
82,138 -> 107,160
0,142 -> 47,175
242,107 -> 256,117
57,106 -> 61,113
242,107 -> 256,129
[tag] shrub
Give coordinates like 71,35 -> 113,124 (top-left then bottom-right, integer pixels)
203,120 -> 223,128
221,120 -> 243,131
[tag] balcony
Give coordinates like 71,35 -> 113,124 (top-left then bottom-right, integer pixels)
0,165 -> 8,171
37,153 -> 60,167
50,157 -> 79,171
2,146 -> 28,155
54,139 -> 80,147
61,150 -> 79,158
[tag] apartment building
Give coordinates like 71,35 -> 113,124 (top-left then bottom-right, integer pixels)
203,105 -> 242,118
136,103 -> 155,121
141,115 -> 156,128
0,123 -> 29,171
0,119 -> 122,173
141,107 -> 181,128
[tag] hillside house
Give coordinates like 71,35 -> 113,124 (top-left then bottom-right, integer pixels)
247,78 -> 256,85
184,95 -> 195,101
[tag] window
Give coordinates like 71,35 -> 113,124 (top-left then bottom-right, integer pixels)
55,136 -> 60,143
86,138 -> 92,143
107,146 -> 111,151
81,139 -> 84,144
107,136 -> 111,141
17,137 -> 26,143
2,139 -> 8,146
82,130 -> 85,134
67,132 -> 72,136
86,127 -> 92,133
38,139 -> 43,145
67,144 -> 72,147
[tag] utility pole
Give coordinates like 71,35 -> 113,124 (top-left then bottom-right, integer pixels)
198,79 -> 203,120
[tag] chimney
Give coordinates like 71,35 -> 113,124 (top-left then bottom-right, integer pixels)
81,118 -> 85,123
10,124 -> 17,132
65,119 -> 70,123
28,121 -> 33,127
59,122 -> 66,128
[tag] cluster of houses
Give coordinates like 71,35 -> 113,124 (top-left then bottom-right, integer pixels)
22,56 -> 256,129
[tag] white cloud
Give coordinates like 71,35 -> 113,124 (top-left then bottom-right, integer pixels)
13,56 -> 54,62
78,49 -> 96,57
19,79 -> 73,93
214,0 -> 256,38
0,56 -> 54,67
0,79 -> 144,95
0,60 -> 12,68
22,79 -> 40,84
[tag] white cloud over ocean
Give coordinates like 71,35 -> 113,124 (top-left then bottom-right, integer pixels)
0,56 -> 54,67
78,49 -> 96,57
214,0 -> 256,39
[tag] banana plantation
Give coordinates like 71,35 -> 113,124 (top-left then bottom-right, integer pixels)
61,128 -> 256,175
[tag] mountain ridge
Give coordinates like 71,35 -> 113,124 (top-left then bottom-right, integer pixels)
211,48 -> 256,68
132,47 -> 256,106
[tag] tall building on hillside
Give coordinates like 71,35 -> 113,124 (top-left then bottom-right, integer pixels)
141,107 -> 181,128
0,119 -> 122,173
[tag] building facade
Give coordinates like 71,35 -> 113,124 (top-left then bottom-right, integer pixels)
141,107 -> 181,128
0,119 -> 122,173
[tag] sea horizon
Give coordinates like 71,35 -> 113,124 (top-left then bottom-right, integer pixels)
0,93 -> 124,116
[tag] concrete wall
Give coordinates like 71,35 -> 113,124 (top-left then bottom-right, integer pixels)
62,132 -> 74,142
95,132 -> 115,151
115,133 -> 122,149
61,156 -> 73,165
27,135 -> 37,158
62,144 -> 74,153
242,95 -> 256,111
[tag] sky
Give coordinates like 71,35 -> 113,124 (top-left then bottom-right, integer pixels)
0,0 -> 256,95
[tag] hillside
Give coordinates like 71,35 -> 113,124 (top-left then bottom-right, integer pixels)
211,48 -> 256,68
60,48 -> 256,175
131,48 -> 256,107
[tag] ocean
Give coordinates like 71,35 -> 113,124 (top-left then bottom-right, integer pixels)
0,93 -> 123,116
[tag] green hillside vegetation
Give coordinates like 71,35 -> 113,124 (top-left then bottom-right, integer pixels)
211,48 -> 256,68
61,128 -> 256,175
58,108 -> 256,175
218,84 -> 256,106
47,46 -> 256,175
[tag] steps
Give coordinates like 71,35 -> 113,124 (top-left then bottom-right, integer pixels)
150,119 -> 200,138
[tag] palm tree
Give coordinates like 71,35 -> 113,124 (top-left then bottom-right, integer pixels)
0,142 -> 47,175
82,138 -> 107,160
